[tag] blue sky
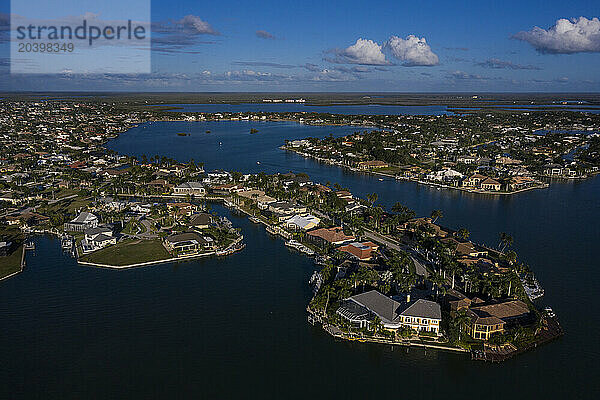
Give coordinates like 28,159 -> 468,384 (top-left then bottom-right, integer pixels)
1,0 -> 600,91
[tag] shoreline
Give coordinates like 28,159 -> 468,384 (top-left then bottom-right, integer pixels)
283,147 -> 554,196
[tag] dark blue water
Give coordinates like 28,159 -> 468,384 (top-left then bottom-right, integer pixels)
153,103 -> 454,115
2,121 -> 600,398
106,120 -> 362,173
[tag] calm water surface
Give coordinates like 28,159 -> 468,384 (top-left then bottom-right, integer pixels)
2,120 -> 599,399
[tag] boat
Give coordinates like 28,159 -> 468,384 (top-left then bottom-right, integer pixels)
248,216 -> 260,224
314,255 -> 329,266
61,235 -> 72,250
378,178 -> 384,181
24,240 -> 35,250
544,307 -> 556,318
285,240 -> 315,256
285,239 -> 301,248
256,161 -> 261,165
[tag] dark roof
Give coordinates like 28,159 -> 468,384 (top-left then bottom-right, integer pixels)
92,234 -> 114,243
337,300 -> 371,322
84,226 -> 112,236
400,299 -> 442,320
190,213 -> 212,226
349,290 -> 401,324
165,232 -> 202,244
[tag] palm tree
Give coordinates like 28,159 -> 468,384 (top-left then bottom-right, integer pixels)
498,232 -> 513,253
430,209 -> 443,223
366,192 -> 378,207
456,228 -> 470,240
453,309 -> 471,342
392,202 -> 415,222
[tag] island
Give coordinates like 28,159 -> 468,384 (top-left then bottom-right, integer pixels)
0,95 -> 568,362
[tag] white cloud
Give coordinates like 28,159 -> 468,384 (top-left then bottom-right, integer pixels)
513,17 -> 600,54
178,15 -> 219,35
385,35 -> 439,66
328,38 -> 390,65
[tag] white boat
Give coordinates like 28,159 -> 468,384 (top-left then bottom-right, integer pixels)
544,307 -> 556,318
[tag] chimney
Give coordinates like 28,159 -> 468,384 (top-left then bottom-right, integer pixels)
406,294 -> 411,303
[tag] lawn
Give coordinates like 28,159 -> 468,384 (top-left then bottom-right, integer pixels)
80,239 -> 171,266
0,226 -> 25,279
0,244 -> 24,279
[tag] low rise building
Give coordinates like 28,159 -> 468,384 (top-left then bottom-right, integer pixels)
64,212 -> 98,232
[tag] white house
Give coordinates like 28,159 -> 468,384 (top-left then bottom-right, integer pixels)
173,182 -> 206,196
284,214 -> 321,231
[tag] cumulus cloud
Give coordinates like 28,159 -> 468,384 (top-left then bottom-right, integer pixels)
513,17 -> 600,54
385,35 -> 439,66
327,38 -> 390,65
256,30 -> 275,39
476,58 -> 541,70
151,15 -> 219,53
178,15 -> 219,35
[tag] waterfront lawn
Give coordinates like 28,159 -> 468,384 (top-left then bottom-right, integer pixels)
0,226 -> 24,279
376,165 -> 402,175
80,239 -> 171,266
0,244 -> 23,279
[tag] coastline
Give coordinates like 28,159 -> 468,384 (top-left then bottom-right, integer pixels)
282,146 -> 553,196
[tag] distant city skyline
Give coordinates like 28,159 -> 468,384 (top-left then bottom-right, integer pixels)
1,0 -> 599,92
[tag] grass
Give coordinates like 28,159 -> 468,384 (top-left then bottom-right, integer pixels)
376,166 -> 403,175
0,226 -> 25,279
122,220 -> 147,235
0,245 -> 24,279
80,239 -> 171,266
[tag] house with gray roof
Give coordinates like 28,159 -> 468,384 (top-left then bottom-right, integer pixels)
337,290 -> 442,334
173,182 -> 206,196
64,212 -> 98,232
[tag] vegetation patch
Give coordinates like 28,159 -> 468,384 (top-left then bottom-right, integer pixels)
80,239 -> 171,266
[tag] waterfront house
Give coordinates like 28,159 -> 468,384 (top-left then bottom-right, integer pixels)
337,242 -> 379,261
337,290 -> 442,334
426,168 -> 464,183
357,160 -> 389,170
453,298 -> 531,341
507,176 -> 536,191
306,227 -> 355,248
397,298 -> 442,335
82,226 -> 116,252
463,173 -> 488,188
164,232 -> 215,256
189,213 -> 212,229
64,212 -> 99,232
284,214 -> 321,231
267,201 -> 308,221
173,182 -> 206,196
337,290 -> 403,329
237,189 -> 277,209
480,177 -> 502,191
442,238 -> 488,258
